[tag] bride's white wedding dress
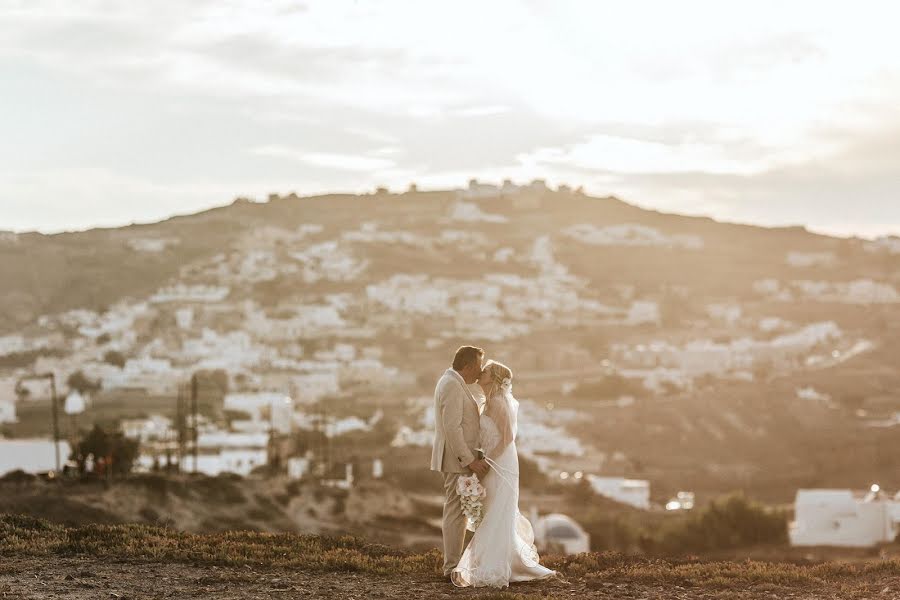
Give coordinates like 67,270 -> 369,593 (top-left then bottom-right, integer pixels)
450,389 -> 556,588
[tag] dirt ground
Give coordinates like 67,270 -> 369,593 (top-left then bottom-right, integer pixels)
3,557 -> 896,600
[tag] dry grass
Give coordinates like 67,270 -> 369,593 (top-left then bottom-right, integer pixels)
0,514 -> 441,576
4,513 -> 900,593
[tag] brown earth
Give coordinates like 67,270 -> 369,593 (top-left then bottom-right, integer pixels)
3,556 -> 899,600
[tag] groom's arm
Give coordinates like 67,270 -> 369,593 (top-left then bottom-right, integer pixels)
440,385 -> 476,470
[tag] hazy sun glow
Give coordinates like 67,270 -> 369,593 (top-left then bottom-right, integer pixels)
2,0 -> 900,236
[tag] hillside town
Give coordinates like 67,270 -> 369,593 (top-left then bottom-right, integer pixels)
2,185 -> 900,551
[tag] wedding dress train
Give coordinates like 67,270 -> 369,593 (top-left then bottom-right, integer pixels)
450,391 -> 555,588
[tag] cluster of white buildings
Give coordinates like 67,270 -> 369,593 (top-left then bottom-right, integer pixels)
449,201 -> 508,223
614,321 -> 845,383
863,236 -> 900,255
244,302 -> 346,342
151,284 -> 231,304
366,235 -> 662,336
564,223 -> 704,250
754,278 -> 900,304
0,333 -> 57,356
456,178 -> 551,200
289,241 -> 369,283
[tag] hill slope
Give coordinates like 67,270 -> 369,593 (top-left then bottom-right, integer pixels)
2,187 -> 899,503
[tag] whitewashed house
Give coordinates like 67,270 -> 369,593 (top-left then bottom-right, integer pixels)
790,488 -> 900,547
587,476 -> 651,509
0,439 -> 72,476
63,391 -> 86,415
287,455 -> 311,480
533,512 -> 590,555
121,415 -> 173,442
191,431 -> 269,476
0,399 -> 16,424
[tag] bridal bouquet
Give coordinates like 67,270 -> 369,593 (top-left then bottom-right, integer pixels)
457,474 -> 487,531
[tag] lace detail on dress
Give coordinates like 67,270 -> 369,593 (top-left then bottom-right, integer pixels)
451,564 -> 511,589
479,415 -> 501,456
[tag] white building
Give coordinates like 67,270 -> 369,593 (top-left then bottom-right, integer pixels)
449,201 -> 508,223
786,251 -> 836,267
0,334 -> 27,356
224,392 -> 293,433
564,223 -> 703,250
63,391 -> 86,415
625,301 -> 661,326
121,415 -> 173,442
0,439 -> 72,475
533,512 -> 590,555
290,371 -> 341,404
184,448 -> 268,477
790,488 -> 900,547
0,400 -> 16,424
151,284 -> 230,303
288,455 -> 311,480
0,377 -> 20,405
175,307 -> 194,330
102,357 -> 180,394
191,431 -> 269,476
587,476 -> 651,509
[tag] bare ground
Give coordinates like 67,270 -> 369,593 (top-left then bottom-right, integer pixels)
3,557 -> 899,600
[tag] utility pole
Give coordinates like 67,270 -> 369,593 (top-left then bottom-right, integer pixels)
191,374 -> 199,474
49,373 -> 60,473
175,384 -> 184,473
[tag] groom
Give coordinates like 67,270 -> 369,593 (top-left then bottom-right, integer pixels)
431,345 -> 490,578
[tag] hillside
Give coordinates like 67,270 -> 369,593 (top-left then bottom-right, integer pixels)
3,514 -> 900,599
2,185 -> 900,507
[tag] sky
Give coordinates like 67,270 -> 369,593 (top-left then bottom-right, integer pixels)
2,0 -> 900,237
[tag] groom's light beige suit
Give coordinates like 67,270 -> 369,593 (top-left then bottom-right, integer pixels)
431,368 -> 482,576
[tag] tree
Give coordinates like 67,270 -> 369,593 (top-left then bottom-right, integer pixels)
67,370 -> 101,394
103,350 -> 126,368
72,425 -> 140,477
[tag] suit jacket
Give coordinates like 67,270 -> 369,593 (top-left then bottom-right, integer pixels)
430,368 -> 481,473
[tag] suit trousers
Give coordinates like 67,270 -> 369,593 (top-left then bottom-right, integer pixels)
441,471 -> 467,575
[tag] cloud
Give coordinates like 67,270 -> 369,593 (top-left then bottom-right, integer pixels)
1,1 -> 900,237
250,145 -> 396,171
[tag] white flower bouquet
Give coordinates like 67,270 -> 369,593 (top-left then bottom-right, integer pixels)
457,474 -> 487,531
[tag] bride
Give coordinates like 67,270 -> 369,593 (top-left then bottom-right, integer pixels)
450,360 -> 556,588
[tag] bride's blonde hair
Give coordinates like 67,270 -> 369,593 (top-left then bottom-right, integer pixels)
482,360 -> 514,452
482,359 -> 513,401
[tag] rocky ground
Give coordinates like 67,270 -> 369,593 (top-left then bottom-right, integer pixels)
3,556 -> 899,600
